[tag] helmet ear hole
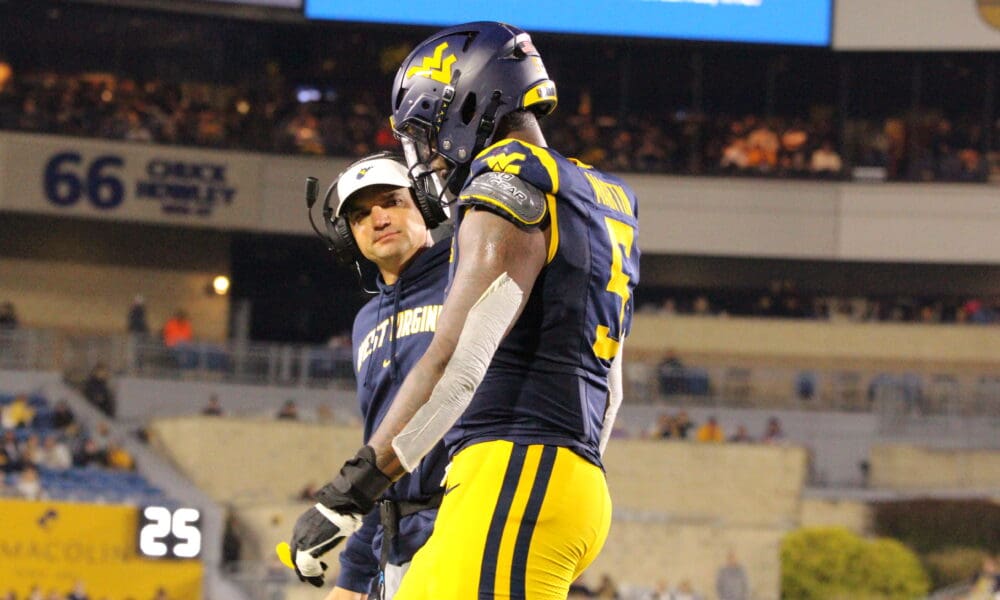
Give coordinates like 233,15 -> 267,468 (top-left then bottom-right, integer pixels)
460,93 -> 477,125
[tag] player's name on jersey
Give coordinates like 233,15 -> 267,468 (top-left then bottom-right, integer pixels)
584,172 -> 633,217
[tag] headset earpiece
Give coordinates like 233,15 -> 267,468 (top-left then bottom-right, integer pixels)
413,188 -> 448,229
328,214 -> 362,265
321,176 -> 362,265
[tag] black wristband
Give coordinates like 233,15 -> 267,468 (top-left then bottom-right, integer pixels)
315,445 -> 392,514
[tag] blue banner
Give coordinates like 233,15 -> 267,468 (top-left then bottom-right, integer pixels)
305,0 -> 832,46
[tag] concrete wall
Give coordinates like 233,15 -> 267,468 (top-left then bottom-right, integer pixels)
798,498 -> 872,534
870,444 -> 1000,491
604,438 -> 807,528
0,256 -> 230,340
114,376 -> 358,423
627,315 -> 1000,369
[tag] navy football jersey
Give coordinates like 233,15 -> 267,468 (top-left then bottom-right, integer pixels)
447,139 -> 641,467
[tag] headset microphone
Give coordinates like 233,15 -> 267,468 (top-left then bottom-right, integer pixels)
305,176 -> 319,209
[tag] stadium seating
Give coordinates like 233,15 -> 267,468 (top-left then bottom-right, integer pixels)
1,390 -> 171,506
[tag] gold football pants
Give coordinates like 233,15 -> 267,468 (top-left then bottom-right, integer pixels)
394,440 -> 612,600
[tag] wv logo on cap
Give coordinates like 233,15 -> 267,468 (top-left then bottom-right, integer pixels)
356,166 -> 373,179
405,42 -> 456,85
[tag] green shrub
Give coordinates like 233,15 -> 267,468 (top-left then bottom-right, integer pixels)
923,546 -> 989,589
782,527 -> 930,600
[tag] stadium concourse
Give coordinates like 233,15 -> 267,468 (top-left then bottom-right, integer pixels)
2,1 -> 1000,599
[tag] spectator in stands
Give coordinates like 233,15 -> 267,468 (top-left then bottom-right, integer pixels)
161,309 -> 193,347
20,433 -> 42,468
127,294 -> 149,336
651,411 -> 695,440
201,394 -> 224,416
657,349 -> 689,396
39,434 -> 72,471
1,429 -> 22,472
809,141 -> 843,176
728,424 -> 753,443
1,394 -> 35,428
695,416 -> 725,443
760,416 -> 786,444
51,400 -> 76,430
275,399 -> 298,420
83,363 -> 115,417
716,551 -> 750,600
105,440 -> 135,471
221,511 -> 243,573
0,475 -> 16,497
16,465 -> 42,499
73,439 -> 106,468
673,411 -> 694,439
692,295 -> 712,316
0,301 -> 18,329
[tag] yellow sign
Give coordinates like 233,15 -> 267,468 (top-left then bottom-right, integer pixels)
978,0 -> 1000,30
0,498 -> 202,599
405,42 -> 457,84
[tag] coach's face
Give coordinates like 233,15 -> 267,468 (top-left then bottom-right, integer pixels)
346,185 -> 431,280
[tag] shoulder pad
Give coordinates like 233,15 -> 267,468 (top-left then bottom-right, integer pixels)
459,171 -> 547,227
469,139 -> 559,195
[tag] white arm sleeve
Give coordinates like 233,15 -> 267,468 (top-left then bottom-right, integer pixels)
599,340 -> 625,457
391,273 -> 523,472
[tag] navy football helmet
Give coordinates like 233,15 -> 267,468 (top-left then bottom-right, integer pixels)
391,21 -> 557,194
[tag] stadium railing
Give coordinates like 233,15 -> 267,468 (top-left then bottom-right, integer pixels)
1,327 -> 353,388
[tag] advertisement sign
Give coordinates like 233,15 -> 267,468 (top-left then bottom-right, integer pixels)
0,498 -> 203,598
835,0 -> 1000,49
0,133 -> 261,229
305,0 -> 833,46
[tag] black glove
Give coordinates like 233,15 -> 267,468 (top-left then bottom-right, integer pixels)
289,446 -> 393,587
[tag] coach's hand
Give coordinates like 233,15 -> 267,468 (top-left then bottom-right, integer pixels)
288,445 -> 393,587
289,505 -> 361,586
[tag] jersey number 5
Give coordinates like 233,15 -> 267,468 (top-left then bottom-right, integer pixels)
593,217 -> 635,360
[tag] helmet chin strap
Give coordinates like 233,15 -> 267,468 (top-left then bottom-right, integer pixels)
471,91 -> 505,162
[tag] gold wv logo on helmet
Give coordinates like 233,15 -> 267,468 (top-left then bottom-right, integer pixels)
405,42 -> 457,84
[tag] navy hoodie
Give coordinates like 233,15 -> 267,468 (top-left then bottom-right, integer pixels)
336,238 -> 451,592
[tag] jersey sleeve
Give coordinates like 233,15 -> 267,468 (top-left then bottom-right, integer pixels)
458,139 -> 560,227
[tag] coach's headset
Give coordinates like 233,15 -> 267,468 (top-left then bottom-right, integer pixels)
305,152 -> 449,265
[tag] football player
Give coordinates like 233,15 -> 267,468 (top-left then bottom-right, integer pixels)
289,22 -> 640,599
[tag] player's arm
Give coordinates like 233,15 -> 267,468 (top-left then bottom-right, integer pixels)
599,340 -> 625,456
369,205 -> 548,474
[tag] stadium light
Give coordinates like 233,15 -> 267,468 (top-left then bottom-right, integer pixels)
212,275 -> 230,296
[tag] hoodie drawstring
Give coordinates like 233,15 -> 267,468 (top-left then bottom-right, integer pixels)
363,291 -> 387,389
389,278 -> 403,382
